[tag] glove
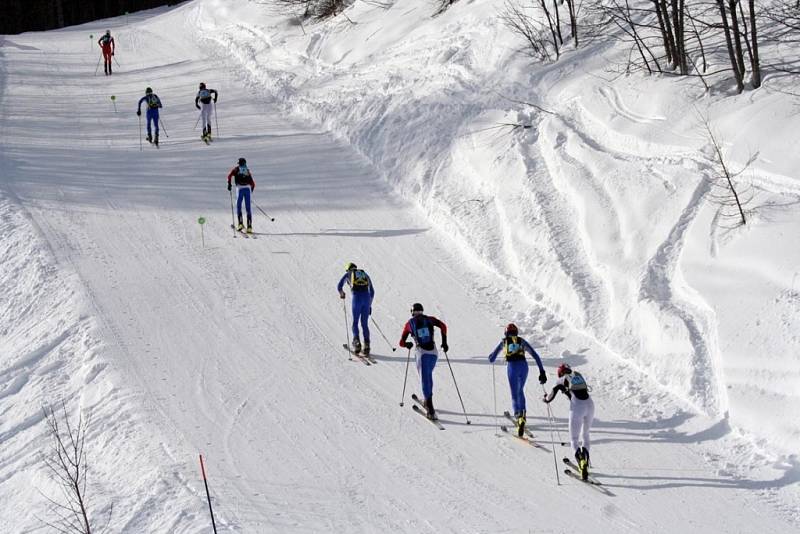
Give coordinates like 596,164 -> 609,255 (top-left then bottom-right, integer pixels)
441,342 -> 449,352
538,372 -> 547,385
404,341 -> 414,349
227,183 -> 232,191
111,52 -> 114,56
196,105 -> 201,110
542,394 -> 549,403
369,307 -> 372,315
136,110 -> 141,116
213,98 -> 218,103
339,291 -> 345,299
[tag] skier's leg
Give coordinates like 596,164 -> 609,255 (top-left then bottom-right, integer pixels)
244,187 -> 252,227
517,361 -> 529,414
568,402 -> 581,452
506,362 -> 519,415
360,303 -> 370,343
350,300 -> 360,340
582,398 -> 595,453
236,188 -> 245,223
420,353 -> 437,400
153,110 -> 160,137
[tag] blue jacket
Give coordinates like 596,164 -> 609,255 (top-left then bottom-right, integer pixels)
489,336 -> 544,372
337,270 -> 375,301
137,94 -> 162,114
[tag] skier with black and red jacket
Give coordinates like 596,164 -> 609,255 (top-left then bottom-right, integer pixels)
399,303 -> 448,420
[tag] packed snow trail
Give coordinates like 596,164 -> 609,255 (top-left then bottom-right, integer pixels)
0,4 -> 798,533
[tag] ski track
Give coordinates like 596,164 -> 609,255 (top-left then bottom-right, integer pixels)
0,2 -> 798,532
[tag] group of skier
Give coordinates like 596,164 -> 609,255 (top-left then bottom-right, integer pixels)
336,263 -> 596,480
97,31 -> 220,146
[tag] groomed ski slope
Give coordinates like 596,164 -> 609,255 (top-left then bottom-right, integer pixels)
0,1 -> 798,532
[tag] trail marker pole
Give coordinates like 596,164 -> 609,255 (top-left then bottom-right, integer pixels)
198,217 -> 206,248
110,95 -> 117,112
198,455 -> 219,534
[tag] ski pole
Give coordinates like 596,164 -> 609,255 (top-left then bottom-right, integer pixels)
492,360 -> 499,435
442,349 -> 471,425
214,101 -> 220,138
198,455 -> 219,534
194,112 -> 202,130
253,201 -> 275,222
542,385 -> 561,485
159,118 -> 169,138
94,55 -> 102,76
113,54 -> 121,68
399,347 -> 412,406
369,317 -> 396,352
138,114 -> 143,152
229,189 -> 236,237
541,384 -> 565,446
342,298 -> 353,361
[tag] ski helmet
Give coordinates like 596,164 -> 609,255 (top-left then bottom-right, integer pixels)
105,30 -> 111,35
411,302 -> 424,314
345,262 -> 357,271
505,323 -> 518,336
557,363 -> 572,378
199,82 -> 206,89
238,157 -> 246,166
145,87 -> 152,94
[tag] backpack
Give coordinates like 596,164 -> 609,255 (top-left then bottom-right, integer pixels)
410,316 -> 435,351
567,372 -> 588,392
146,94 -> 160,109
504,336 -> 525,360
350,269 -> 370,291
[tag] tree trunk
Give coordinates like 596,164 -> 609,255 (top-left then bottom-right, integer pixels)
553,0 -> 564,45
717,0 -> 744,92
749,0 -> 761,88
728,0 -> 747,77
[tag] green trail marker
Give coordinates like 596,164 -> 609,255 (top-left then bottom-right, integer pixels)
90,34 -> 93,52
198,217 -> 206,247
110,94 -> 117,112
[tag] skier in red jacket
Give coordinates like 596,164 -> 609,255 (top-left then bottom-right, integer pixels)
97,30 -> 115,75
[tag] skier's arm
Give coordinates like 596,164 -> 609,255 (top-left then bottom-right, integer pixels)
195,95 -> 201,109
136,96 -> 146,114
488,341 -> 503,363
399,322 -> 413,348
110,37 -> 115,53
543,384 -> 565,403
226,168 -> 236,187
248,173 -> 255,191
368,277 -> 375,300
522,339 -> 546,374
336,273 -> 348,295
157,96 -> 162,108
429,316 -> 448,350
211,89 -> 218,102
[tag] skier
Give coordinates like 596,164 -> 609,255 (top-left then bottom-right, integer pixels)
227,158 -> 256,233
337,263 -> 375,355
97,30 -> 115,75
136,88 -> 162,146
195,83 -> 218,142
543,363 -> 594,480
488,323 -> 547,437
399,303 -> 448,419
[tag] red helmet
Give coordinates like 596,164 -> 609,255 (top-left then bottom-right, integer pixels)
505,323 -> 518,336
557,363 -> 572,378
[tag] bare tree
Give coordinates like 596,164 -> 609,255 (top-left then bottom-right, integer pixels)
702,117 -> 750,226
40,402 -> 111,534
501,0 -> 558,61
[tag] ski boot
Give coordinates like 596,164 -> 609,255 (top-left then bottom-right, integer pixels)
246,225 -> 253,234
424,396 -> 437,420
516,411 -> 526,438
154,134 -> 159,147
246,216 -> 252,234
146,133 -> 152,143
363,340 -> 370,356
352,338 -> 362,355
576,448 -> 589,481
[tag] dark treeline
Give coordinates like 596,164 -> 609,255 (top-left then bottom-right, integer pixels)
1,0 -> 175,35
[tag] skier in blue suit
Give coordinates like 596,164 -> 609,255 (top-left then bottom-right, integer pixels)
337,263 -> 375,355
136,87 -> 162,146
488,323 -> 547,437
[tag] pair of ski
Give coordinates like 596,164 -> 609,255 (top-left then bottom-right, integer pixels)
499,411 -> 548,451
342,344 -> 376,365
562,457 -> 603,487
410,393 -> 444,430
202,134 -> 213,145
230,224 -> 256,239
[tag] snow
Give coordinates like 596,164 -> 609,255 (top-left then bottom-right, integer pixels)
1,0 -> 799,532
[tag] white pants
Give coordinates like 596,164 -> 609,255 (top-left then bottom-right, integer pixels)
569,396 -> 594,453
200,101 -> 214,131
